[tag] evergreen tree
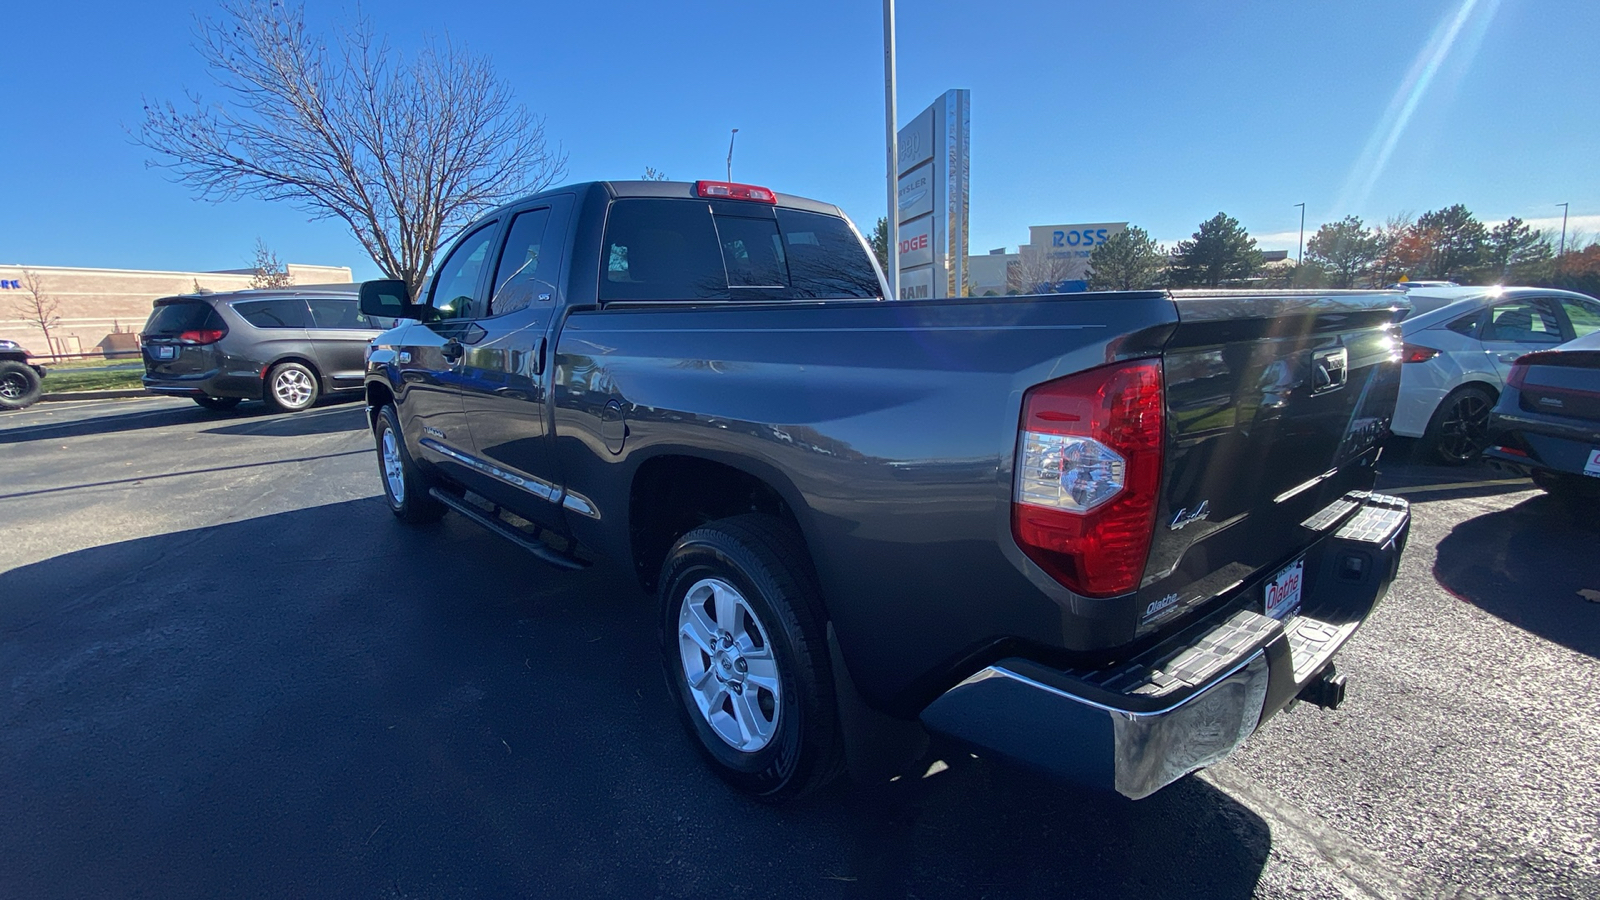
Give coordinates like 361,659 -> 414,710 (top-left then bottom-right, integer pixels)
1169,213 -> 1262,287
1087,226 -> 1167,290
1483,217 -> 1553,282
1304,216 -> 1379,288
1415,204 -> 1486,281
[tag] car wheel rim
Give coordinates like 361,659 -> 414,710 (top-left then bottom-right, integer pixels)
0,373 -> 23,399
1438,395 -> 1490,461
274,369 -> 313,408
380,427 -> 405,505
677,577 -> 781,752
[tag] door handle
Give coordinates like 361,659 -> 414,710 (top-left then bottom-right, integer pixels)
1496,351 -> 1521,364
441,339 -> 464,363
532,337 -> 546,376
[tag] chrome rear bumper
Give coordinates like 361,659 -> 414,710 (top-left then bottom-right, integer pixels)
920,492 -> 1408,799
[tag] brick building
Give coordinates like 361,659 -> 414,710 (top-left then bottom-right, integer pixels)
0,263 -> 353,355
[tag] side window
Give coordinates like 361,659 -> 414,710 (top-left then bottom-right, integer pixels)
714,215 -> 787,288
489,208 -> 554,316
306,298 -> 364,330
1559,296 -> 1600,339
1480,299 -> 1563,344
1445,314 -> 1480,337
600,199 -> 727,302
429,223 -> 498,320
776,209 -> 882,299
234,298 -> 310,328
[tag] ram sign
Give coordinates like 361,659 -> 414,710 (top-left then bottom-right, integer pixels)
895,90 -> 970,299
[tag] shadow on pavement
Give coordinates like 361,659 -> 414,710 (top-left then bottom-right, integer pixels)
0,499 -> 1271,899
1432,494 -> 1600,659
1377,440 -> 1535,503
200,403 -> 368,438
0,396 -> 365,444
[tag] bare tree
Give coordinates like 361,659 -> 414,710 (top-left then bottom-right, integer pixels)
1006,249 -> 1078,294
641,167 -> 669,181
137,0 -> 567,298
11,270 -> 63,361
250,238 -> 295,288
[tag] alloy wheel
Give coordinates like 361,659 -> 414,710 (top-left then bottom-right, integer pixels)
380,427 -> 406,504
676,577 -> 782,752
1436,393 -> 1491,462
0,372 -> 24,400
273,368 -> 315,409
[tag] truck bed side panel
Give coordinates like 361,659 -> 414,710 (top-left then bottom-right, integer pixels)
551,294 -> 1176,712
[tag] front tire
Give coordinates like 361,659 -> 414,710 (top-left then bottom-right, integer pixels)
0,360 -> 43,410
1420,385 -> 1495,466
374,403 -> 445,524
264,362 -> 320,413
660,514 -> 843,803
193,396 -> 242,411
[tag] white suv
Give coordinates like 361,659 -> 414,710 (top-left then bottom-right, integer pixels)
1394,286 -> 1600,464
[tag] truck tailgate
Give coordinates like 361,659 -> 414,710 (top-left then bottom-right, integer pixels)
1135,291 -> 1406,634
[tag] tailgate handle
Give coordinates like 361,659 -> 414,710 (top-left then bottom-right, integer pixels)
1312,347 -> 1348,394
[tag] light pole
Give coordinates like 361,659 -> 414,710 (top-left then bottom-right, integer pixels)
1557,202 -> 1569,256
726,129 -> 739,182
1294,202 -> 1306,266
882,0 -> 899,301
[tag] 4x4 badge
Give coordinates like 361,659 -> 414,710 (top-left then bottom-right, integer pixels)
1170,500 -> 1210,531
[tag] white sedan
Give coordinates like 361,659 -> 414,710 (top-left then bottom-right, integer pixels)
1394,286 -> 1600,464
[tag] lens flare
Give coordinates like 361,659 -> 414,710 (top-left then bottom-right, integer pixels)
1332,0 -> 1501,216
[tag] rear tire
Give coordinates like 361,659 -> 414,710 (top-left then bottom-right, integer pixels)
193,396 -> 242,411
659,514 -> 843,803
1420,384 -> 1496,466
0,360 -> 43,410
264,362 -> 320,413
374,403 -> 445,524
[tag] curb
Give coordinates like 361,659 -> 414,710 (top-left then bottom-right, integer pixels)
41,389 -> 152,402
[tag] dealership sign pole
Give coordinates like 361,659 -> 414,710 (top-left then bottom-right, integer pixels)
883,0 -> 900,301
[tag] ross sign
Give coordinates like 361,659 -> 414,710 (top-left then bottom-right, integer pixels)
895,89 -> 969,299
1024,222 -> 1128,291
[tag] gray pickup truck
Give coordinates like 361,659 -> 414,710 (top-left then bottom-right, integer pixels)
359,180 -> 1411,802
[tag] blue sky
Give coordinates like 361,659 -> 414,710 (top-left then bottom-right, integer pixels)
1,0 -> 1595,280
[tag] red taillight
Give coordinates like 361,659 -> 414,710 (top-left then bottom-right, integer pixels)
1012,359 -> 1164,598
695,180 -> 778,203
1506,363 -> 1528,390
1505,352 -> 1553,390
176,328 -> 226,345
1402,344 -> 1439,364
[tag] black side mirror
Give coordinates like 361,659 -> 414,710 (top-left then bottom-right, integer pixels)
359,279 -> 421,320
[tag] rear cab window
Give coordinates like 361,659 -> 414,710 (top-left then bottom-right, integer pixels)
599,198 -> 881,303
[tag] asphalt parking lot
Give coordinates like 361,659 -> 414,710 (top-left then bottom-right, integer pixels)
2,396 -> 1596,900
